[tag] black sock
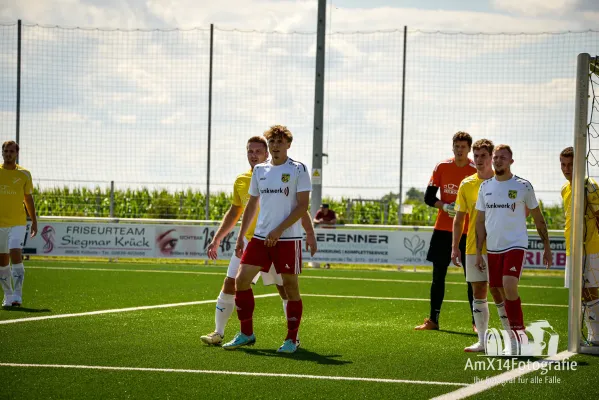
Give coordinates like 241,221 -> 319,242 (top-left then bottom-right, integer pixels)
462,265 -> 475,324
430,261 -> 449,325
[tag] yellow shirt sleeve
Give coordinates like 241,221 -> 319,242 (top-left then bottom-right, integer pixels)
24,170 -> 33,195
454,181 -> 468,213
231,180 -> 242,207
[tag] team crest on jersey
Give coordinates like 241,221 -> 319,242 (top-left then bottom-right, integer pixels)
508,190 -> 517,199
281,173 -> 290,183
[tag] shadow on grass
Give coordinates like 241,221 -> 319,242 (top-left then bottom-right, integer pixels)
440,329 -> 478,338
240,347 -> 353,366
2,306 -> 52,313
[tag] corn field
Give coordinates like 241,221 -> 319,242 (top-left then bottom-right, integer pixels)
32,187 -> 566,229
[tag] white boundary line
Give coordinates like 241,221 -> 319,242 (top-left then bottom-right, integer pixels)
431,351 -> 576,399
0,294 -> 279,325
0,362 -> 469,386
301,294 -> 567,308
25,265 -> 565,290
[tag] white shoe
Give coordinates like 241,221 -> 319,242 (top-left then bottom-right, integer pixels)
464,342 -> 485,352
2,295 -> 12,307
11,296 -> 22,307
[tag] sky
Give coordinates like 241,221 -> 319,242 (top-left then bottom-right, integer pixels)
1,0 -> 599,205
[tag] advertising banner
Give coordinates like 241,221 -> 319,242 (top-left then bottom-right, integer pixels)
22,222 -> 565,269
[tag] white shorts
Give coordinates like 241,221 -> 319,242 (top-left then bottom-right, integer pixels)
465,254 -> 489,283
226,237 -> 283,286
565,254 -> 599,288
0,225 -> 26,254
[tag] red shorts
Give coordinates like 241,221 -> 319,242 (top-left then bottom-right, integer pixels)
487,249 -> 525,288
240,238 -> 302,275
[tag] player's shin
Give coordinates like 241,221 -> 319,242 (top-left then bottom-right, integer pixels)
504,297 -> 524,331
473,299 -> 489,344
0,265 -> 12,299
584,299 -> 599,342
11,263 -> 24,298
495,302 -> 511,331
285,299 -> 303,343
235,288 -> 255,336
215,291 -> 235,336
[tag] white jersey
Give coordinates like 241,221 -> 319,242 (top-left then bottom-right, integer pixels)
475,175 -> 538,254
249,158 -> 312,241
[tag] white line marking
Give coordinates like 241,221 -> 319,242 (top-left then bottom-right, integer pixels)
0,294 -> 278,325
431,351 -> 575,399
0,362 -> 468,386
301,294 -> 567,308
25,266 -> 565,290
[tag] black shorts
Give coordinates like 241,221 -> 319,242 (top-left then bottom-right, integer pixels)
426,229 -> 466,266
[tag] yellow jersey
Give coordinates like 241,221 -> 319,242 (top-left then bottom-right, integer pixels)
232,170 -> 259,241
454,172 -> 490,255
562,178 -> 599,256
0,164 -> 33,228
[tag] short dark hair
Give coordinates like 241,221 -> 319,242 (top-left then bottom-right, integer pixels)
472,139 -> 494,155
321,203 -> 329,208
560,146 -> 573,158
2,140 -> 19,152
494,144 -> 513,157
452,131 -> 472,147
247,136 -> 267,150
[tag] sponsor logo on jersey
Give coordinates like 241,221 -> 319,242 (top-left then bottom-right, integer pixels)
260,187 -> 290,197
443,183 -> 459,195
486,202 -> 516,212
0,185 -> 17,195
281,173 -> 290,183
508,190 -> 517,199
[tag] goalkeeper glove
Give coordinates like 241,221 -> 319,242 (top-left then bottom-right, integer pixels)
443,202 -> 456,218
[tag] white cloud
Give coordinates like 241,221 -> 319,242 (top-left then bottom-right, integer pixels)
491,0 -> 579,17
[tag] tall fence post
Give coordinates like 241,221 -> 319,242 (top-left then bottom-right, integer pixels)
205,24 -> 214,221
110,180 -> 115,218
310,0 -> 327,217
16,19 -> 22,160
398,26 -> 407,226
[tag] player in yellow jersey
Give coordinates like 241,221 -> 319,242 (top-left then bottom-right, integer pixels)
1,141 -> 37,307
451,139 -> 510,352
560,146 -> 599,345
200,136 -> 317,345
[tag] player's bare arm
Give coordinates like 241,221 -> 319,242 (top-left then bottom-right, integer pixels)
475,211 -> 487,272
529,206 -> 553,269
301,211 -> 317,256
235,195 -> 259,258
451,211 -> 466,266
207,204 -> 243,260
265,191 -> 310,247
24,194 -> 37,238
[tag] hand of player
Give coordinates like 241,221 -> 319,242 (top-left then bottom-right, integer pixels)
451,247 -> 462,267
442,203 -> 456,218
207,238 -> 221,260
30,220 -> 38,238
235,237 -> 245,258
543,248 -> 553,269
475,254 -> 486,272
265,228 -> 283,247
306,232 -> 317,256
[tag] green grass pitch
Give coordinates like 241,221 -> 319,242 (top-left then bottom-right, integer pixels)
0,260 -> 595,399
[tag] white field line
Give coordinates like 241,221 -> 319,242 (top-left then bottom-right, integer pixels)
25,266 -> 565,290
0,362 -> 469,387
300,294 -> 567,308
431,351 -> 576,400
0,294 -> 279,325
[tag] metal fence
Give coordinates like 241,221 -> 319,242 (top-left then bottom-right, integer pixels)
1,21 -> 598,220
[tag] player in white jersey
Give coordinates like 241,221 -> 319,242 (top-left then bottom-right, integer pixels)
475,144 -> 551,351
200,136 -> 316,346
223,125 -> 314,354
1,141 -> 37,307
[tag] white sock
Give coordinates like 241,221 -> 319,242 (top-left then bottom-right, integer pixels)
495,302 -> 511,331
584,299 -> 599,342
214,291 -> 235,336
473,299 -> 489,345
11,263 -> 24,298
0,265 -> 12,298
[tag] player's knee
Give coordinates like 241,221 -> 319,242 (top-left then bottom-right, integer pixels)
223,277 -> 236,295
472,282 -> 487,298
276,285 -> 288,300
9,249 -> 22,264
489,287 -> 504,303
0,253 -> 9,266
